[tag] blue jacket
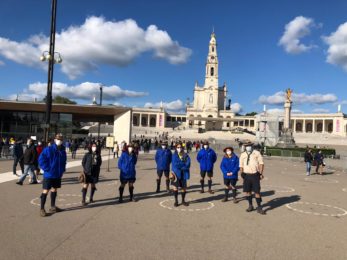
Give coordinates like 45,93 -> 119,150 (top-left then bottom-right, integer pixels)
197,148 -> 217,172
38,144 -> 67,179
220,154 -> 240,179
155,148 -> 172,171
118,151 -> 137,179
172,152 -> 190,180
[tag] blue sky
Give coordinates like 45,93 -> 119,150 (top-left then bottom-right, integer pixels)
1,0 -> 347,114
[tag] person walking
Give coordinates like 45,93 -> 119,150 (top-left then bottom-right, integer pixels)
155,141 -> 172,193
239,141 -> 265,215
38,134 -> 67,217
304,148 -> 313,176
196,141 -> 217,194
12,138 -> 24,176
117,144 -> 138,203
220,146 -> 240,203
171,143 -> 191,207
113,141 -> 119,158
81,143 -> 102,206
314,150 -> 324,175
16,138 -> 38,185
71,140 -> 78,159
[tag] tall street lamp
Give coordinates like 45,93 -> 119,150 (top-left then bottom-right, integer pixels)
41,0 -> 61,145
97,84 -> 103,140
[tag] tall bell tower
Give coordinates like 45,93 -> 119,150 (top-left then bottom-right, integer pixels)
204,31 -> 219,89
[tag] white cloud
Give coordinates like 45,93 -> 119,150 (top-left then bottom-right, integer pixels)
278,16 -> 318,54
0,16 -> 192,79
230,103 -> 242,113
312,108 -> 330,113
144,99 -> 184,111
0,60 -> 5,66
266,108 -> 303,115
259,91 -> 337,105
8,82 -> 147,102
323,22 -> 347,72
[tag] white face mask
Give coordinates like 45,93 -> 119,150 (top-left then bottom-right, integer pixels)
245,146 -> 252,152
177,148 -> 182,153
38,142 -> 42,146
128,147 -> 133,153
226,150 -> 232,156
162,145 -> 166,149
55,139 -> 62,146
204,145 -> 208,149
92,147 -> 97,152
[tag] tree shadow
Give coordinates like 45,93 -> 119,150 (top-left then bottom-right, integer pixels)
262,195 -> 301,213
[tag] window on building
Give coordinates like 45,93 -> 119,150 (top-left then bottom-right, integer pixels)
209,94 -> 213,104
212,46 -> 214,52
210,67 -> 214,76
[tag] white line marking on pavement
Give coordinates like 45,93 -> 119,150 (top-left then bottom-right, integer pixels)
261,185 -> 295,193
286,201 -> 347,217
159,198 -> 215,212
30,193 -> 88,207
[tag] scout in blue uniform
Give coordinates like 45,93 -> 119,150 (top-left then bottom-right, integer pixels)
155,141 -> 172,193
220,146 -> 240,203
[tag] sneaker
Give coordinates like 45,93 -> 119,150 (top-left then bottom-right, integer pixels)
16,181 -> 23,186
182,201 -> 189,207
118,198 -> 124,203
306,173 -> 310,176
221,197 -> 228,202
49,206 -> 63,213
174,201 -> 179,207
200,190 -> 205,194
246,205 -> 254,212
81,201 -> 87,206
232,198 -> 238,204
130,197 -> 138,202
208,190 -> 214,194
40,209 -> 47,217
89,199 -> 94,203
30,181 -> 38,184
256,207 -> 266,215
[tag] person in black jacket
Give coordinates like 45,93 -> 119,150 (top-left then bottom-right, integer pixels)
16,138 -> 37,185
304,148 -> 313,176
12,138 -> 24,176
81,142 -> 102,206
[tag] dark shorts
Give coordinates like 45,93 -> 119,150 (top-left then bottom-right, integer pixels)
157,170 -> 170,178
120,177 -> 136,184
243,173 -> 261,193
200,170 -> 213,178
42,178 -> 61,190
85,175 -> 97,184
171,179 -> 187,189
224,178 -> 237,187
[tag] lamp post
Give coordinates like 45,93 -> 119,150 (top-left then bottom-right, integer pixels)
40,0 -> 61,145
97,84 -> 103,140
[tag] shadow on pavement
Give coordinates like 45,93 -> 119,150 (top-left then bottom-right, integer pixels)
262,195 -> 301,213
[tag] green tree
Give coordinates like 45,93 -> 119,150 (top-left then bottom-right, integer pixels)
245,112 -> 257,116
43,95 -> 77,104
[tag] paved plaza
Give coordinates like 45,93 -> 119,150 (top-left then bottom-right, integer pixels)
1,147 -> 347,260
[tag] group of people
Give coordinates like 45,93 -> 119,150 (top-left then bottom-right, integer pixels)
304,148 -> 325,176
16,133 -> 266,217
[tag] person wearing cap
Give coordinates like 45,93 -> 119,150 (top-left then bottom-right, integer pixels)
117,143 -> 138,203
38,134 -> 67,217
220,146 -> 240,203
239,141 -> 265,215
81,142 -> 102,206
155,141 -> 172,193
171,143 -> 191,207
196,141 -> 217,194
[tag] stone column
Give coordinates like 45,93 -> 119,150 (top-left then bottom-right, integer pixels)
303,119 -> 306,133
293,119 -> 297,133
139,113 -> 143,126
147,114 -> 150,127
283,101 -> 292,129
323,120 -> 326,133
313,119 -> 316,133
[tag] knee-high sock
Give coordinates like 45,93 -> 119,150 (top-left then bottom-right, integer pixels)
129,186 -> 134,199
174,190 -> 178,203
50,192 -> 57,207
247,195 -> 253,206
156,179 -> 160,191
232,189 -> 237,198
165,179 -> 170,190
40,193 -> 47,210
224,189 -> 229,198
90,187 -> 96,200
200,180 -> 204,190
82,188 -> 87,202
208,180 -> 212,190
256,197 -> 262,207
181,191 -> 186,202
119,186 -> 124,199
